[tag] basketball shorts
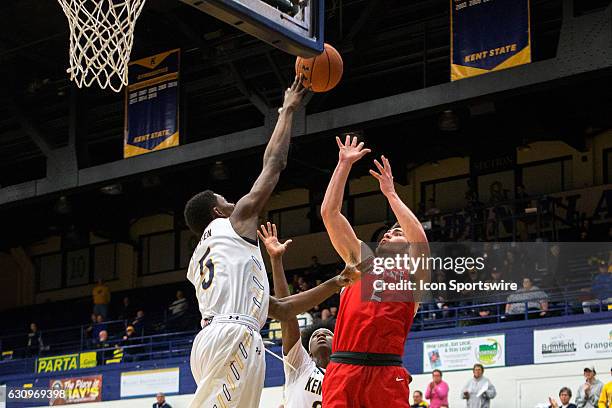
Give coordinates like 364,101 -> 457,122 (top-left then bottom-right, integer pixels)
189,315 -> 265,408
322,361 -> 411,408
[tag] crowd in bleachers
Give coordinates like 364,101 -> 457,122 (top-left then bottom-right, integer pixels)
1,196 -> 610,367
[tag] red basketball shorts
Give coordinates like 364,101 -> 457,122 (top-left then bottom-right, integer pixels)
322,361 -> 411,407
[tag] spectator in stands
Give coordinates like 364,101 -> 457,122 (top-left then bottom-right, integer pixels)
84,313 -> 97,344
411,390 -> 429,407
121,325 -> 140,361
95,330 -> 111,365
487,181 -> 511,239
425,369 -> 449,408
505,277 -> 549,319
514,184 -> 530,213
321,308 -> 331,321
576,366 -> 603,408
548,387 -> 577,408
514,184 -> 532,241
92,315 -> 107,341
475,266 -> 507,323
118,296 -> 134,321
582,261 -> 612,313
465,180 -> 480,207
304,255 -> 322,280
26,323 -> 44,357
153,392 -> 172,408
296,310 -> 314,329
131,309 -> 146,335
599,367 -> 612,408
426,198 -> 440,219
92,279 -> 110,319
167,291 -> 189,330
461,363 -> 496,408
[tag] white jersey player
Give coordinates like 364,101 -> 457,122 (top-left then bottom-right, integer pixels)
257,223 -> 337,408
184,77 -> 362,408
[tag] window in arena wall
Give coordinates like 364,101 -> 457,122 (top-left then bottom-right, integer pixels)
180,229 -> 199,269
270,201 -> 348,238
66,248 -> 90,287
36,253 -> 62,291
93,244 -> 118,281
520,156 -> 573,195
353,193 -> 389,225
422,175 -> 470,212
140,232 -> 176,275
34,243 -> 120,292
274,206 -> 310,238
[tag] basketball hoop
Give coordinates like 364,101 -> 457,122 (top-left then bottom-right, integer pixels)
57,0 -> 146,92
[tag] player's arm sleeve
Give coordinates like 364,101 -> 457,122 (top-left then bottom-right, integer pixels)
283,339 -> 310,383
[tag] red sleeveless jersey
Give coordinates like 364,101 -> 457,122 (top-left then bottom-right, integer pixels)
332,279 -> 416,356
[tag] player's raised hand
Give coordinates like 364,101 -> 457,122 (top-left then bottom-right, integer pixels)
336,256 -> 374,287
370,155 -> 396,197
336,135 -> 371,165
281,74 -> 308,113
257,222 -> 293,258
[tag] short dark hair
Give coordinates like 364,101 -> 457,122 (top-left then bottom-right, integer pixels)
184,190 -> 218,236
473,363 -> 484,372
413,390 -> 423,397
300,320 -> 335,351
559,387 -> 572,398
432,369 -> 442,377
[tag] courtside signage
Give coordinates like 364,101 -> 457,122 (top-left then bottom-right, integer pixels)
36,352 -> 97,374
49,375 -> 102,405
423,334 -> 505,372
534,323 -> 612,364
120,367 -> 179,398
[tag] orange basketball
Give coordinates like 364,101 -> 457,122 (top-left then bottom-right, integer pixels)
295,43 -> 343,93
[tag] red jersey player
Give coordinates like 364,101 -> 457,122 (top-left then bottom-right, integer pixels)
320,135 -> 430,407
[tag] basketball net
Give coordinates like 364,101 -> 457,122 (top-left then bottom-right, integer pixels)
57,0 -> 146,92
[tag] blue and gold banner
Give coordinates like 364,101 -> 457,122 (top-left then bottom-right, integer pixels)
451,0 -> 531,81
124,49 -> 180,158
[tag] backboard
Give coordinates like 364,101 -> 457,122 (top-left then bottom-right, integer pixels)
180,0 -> 324,57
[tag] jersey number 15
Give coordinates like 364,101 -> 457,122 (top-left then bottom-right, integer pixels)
199,256 -> 215,290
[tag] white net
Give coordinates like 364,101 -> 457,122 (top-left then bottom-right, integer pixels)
57,0 -> 146,92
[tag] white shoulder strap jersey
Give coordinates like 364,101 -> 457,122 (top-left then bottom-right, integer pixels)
187,218 -> 270,329
283,341 -> 324,408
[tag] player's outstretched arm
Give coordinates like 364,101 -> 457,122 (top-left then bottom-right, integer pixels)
230,75 -> 307,240
268,257 -> 373,322
321,135 -> 371,264
257,222 -> 300,356
370,155 -> 430,296
370,155 -> 428,245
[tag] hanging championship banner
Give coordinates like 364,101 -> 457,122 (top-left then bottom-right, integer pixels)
451,0 -> 531,81
124,49 -> 180,158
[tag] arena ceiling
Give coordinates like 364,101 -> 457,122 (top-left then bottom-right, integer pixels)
0,0 -> 611,249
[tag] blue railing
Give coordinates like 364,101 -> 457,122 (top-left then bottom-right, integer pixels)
1,293 -> 609,377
